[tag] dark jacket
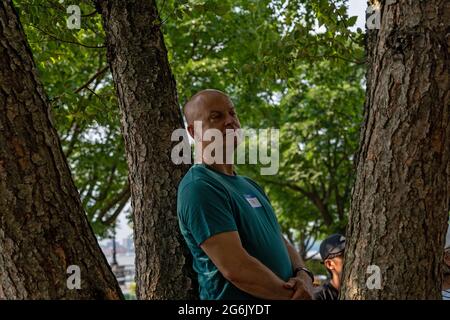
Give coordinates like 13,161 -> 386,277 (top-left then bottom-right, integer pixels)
314,281 -> 339,300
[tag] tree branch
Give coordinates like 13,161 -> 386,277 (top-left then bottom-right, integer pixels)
92,164 -> 117,203
101,190 -> 130,226
81,179 -> 96,210
96,184 -> 130,222
260,177 -> 334,226
74,66 -> 109,94
30,24 -> 106,49
64,121 -> 82,158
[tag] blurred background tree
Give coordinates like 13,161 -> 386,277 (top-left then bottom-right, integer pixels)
14,0 -> 365,260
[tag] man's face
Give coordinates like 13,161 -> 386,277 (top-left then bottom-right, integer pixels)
200,95 -> 240,136
189,93 -> 241,157
444,249 -> 450,276
325,255 -> 344,278
333,256 -> 344,276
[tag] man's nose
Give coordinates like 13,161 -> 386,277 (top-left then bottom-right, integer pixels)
224,113 -> 238,127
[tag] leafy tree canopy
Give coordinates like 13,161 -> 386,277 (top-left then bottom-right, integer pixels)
15,0 -> 365,251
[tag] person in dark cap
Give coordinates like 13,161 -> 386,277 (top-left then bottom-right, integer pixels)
314,234 -> 346,300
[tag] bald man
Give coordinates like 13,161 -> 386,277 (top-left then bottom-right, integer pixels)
177,89 -> 314,300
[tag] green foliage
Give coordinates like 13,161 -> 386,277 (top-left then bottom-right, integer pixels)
264,59 -> 364,246
161,0 -> 365,249
16,0 -> 366,249
305,259 -> 328,277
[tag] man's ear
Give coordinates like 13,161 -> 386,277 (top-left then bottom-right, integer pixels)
187,124 -> 195,140
188,123 -> 204,142
445,252 -> 450,265
324,259 -> 335,271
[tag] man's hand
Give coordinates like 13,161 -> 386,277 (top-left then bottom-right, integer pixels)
283,272 -> 315,300
200,231 -> 296,299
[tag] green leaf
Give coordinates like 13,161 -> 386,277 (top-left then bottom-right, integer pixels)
347,15 -> 358,27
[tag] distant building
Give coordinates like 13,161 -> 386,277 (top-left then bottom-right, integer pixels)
122,236 -> 134,252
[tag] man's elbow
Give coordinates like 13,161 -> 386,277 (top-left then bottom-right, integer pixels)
221,268 -> 238,283
220,264 -> 241,283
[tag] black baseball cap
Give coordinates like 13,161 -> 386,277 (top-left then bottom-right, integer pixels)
320,234 -> 346,261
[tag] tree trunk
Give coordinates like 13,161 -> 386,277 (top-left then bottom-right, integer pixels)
96,0 -> 197,299
341,0 -> 449,299
0,1 -> 123,299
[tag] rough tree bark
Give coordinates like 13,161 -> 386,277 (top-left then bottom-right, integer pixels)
341,0 -> 449,299
96,0 -> 196,299
0,1 -> 123,299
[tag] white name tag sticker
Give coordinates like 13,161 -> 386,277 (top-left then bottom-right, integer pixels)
244,195 -> 262,208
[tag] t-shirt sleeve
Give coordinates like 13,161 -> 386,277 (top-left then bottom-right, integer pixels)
178,179 -> 238,246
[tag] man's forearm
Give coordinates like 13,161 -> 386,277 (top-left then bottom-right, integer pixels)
226,254 -> 293,300
284,238 -> 305,271
283,238 -> 315,289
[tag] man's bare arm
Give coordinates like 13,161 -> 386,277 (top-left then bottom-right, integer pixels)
200,231 -> 293,300
283,237 -> 306,272
282,237 -> 314,299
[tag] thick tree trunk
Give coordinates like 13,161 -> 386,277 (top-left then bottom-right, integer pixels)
0,1 -> 123,299
341,0 -> 449,299
96,0 -> 196,299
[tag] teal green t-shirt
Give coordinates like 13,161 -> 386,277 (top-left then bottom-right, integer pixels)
177,164 -> 293,300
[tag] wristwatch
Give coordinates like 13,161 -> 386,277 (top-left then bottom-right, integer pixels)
293,267 -> 314,283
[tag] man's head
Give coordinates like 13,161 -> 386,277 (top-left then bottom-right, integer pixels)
184,89 -> 241,163
320,234 -> 346,283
